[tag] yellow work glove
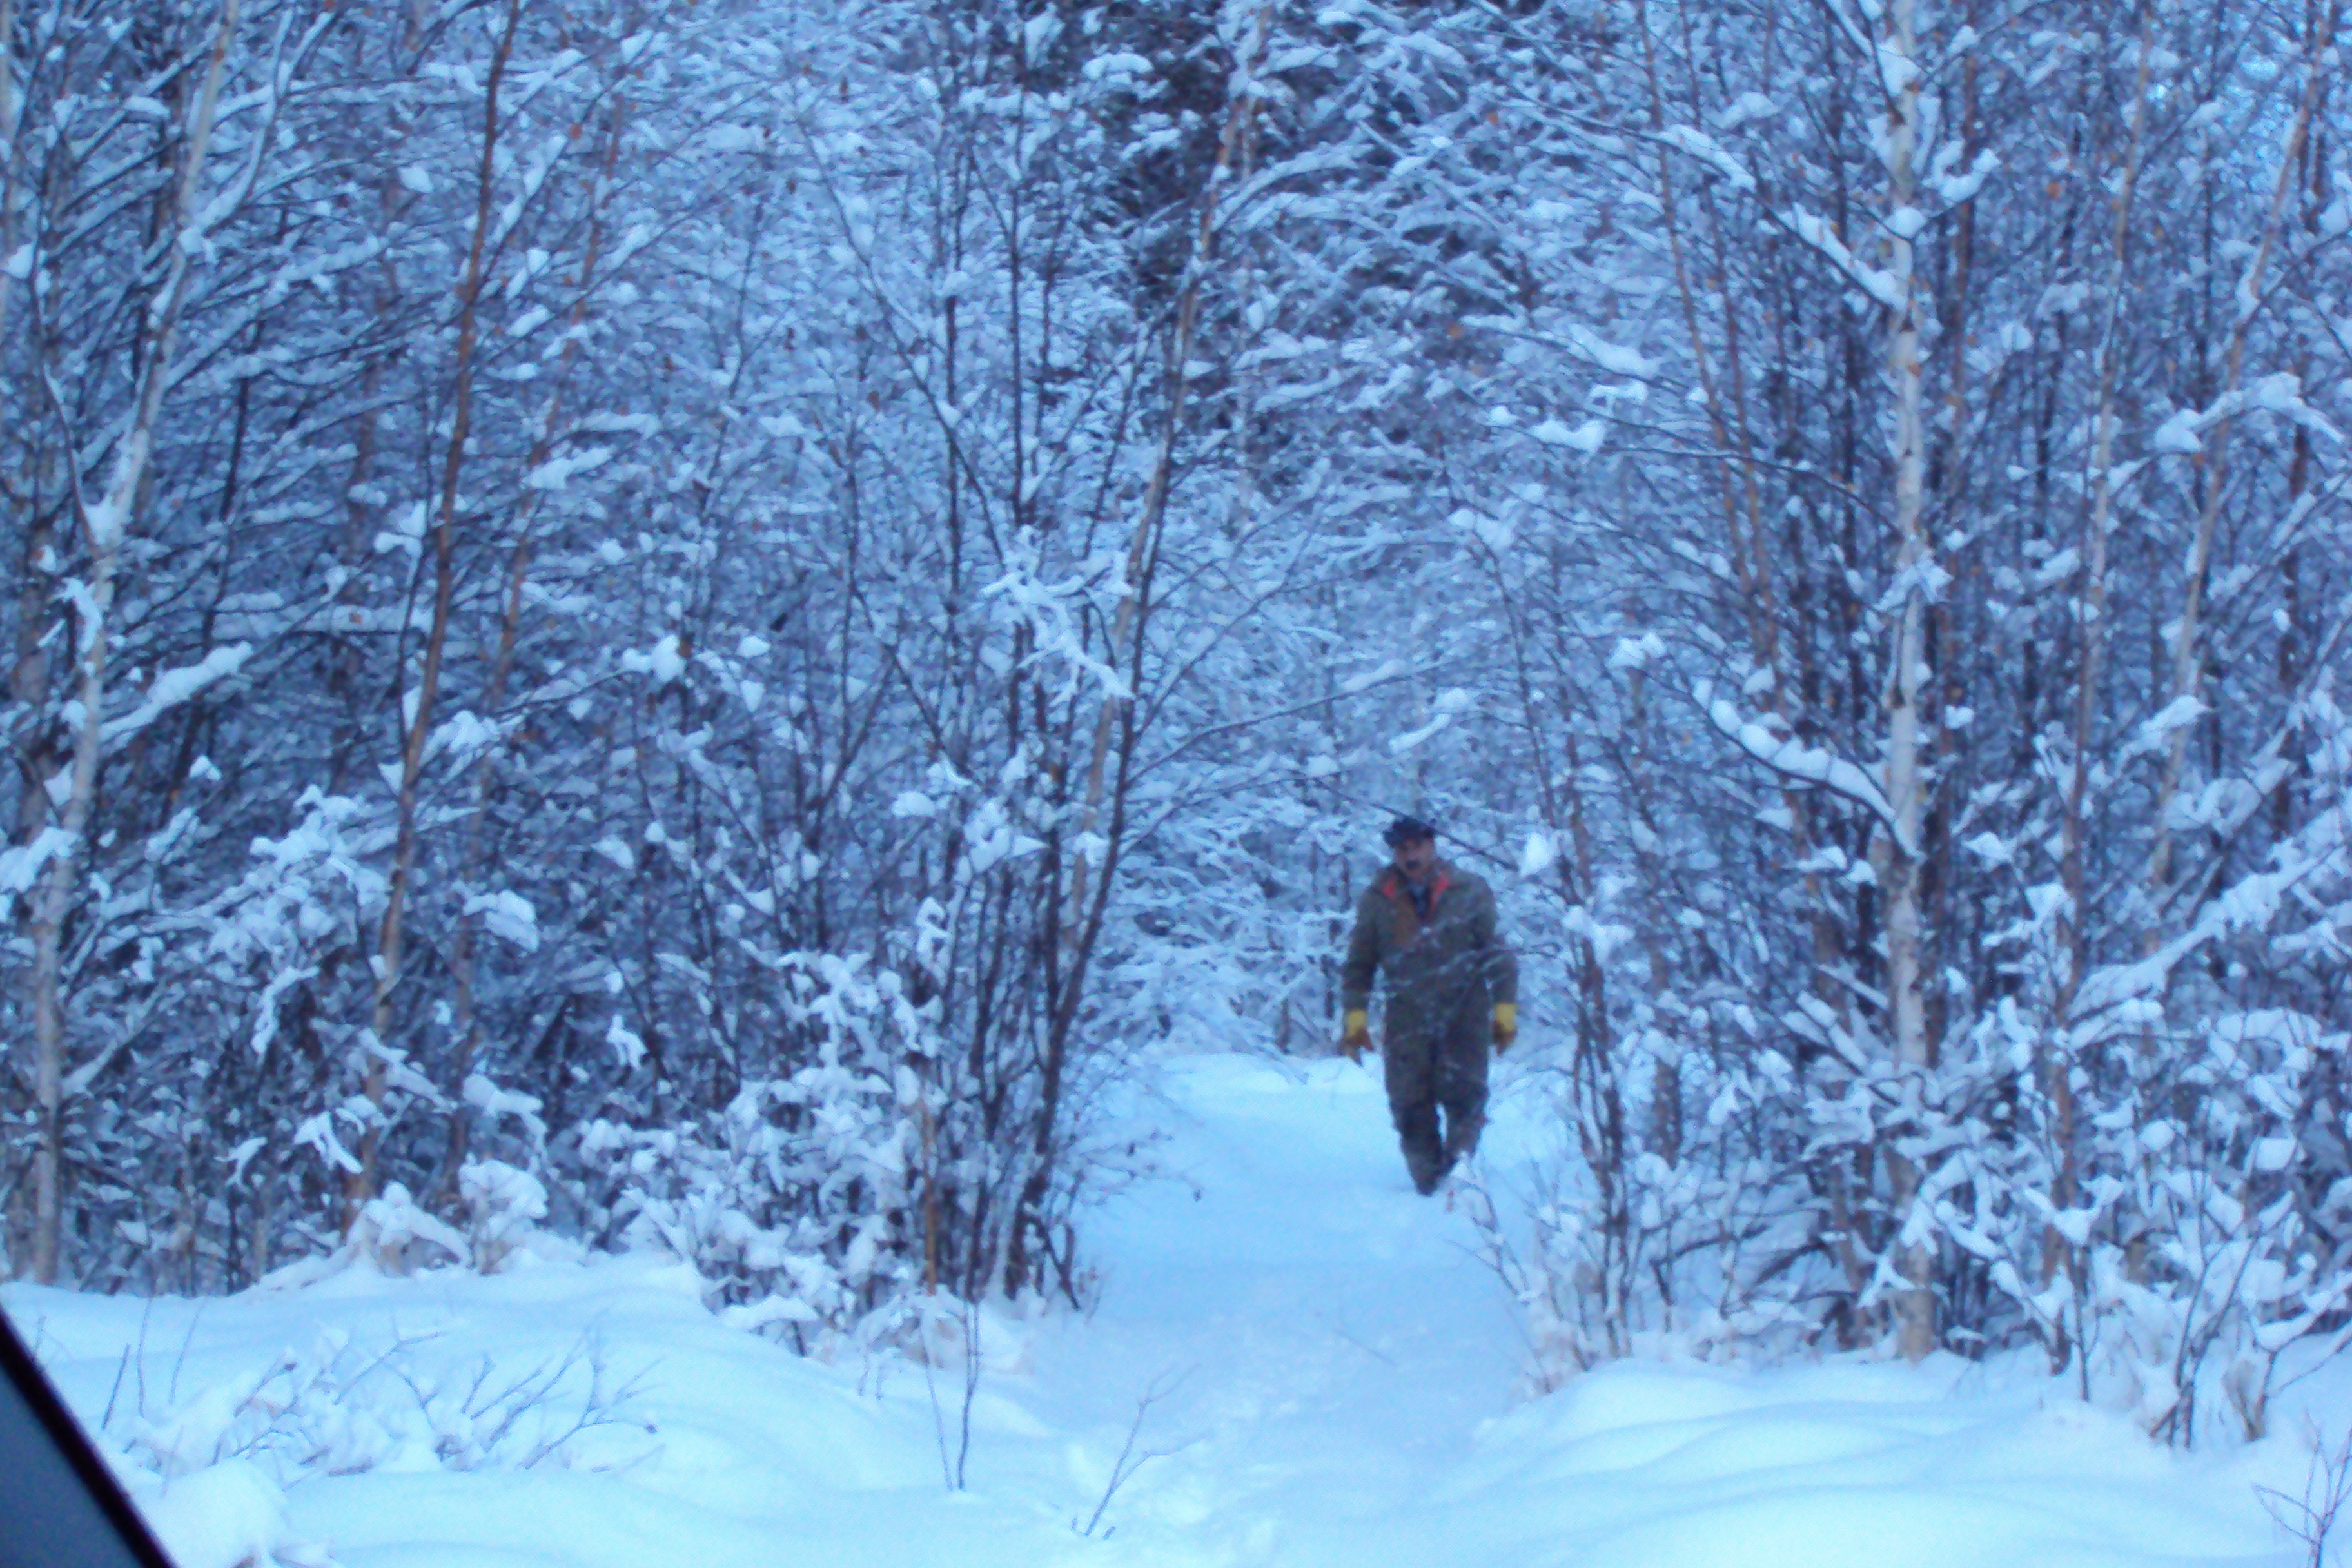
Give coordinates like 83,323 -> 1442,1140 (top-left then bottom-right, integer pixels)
1491,1002 -> 1517,1053
1340,1010 -> 1371,1063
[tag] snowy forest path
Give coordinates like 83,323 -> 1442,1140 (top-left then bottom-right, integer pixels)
1030,1054 -> 1525,1561
1037,1055 -> 2296,1568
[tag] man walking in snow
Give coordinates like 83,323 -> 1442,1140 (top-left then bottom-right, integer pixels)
1339,816 -> 1518,1195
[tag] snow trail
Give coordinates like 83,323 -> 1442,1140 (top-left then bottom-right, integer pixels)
1023,1054 -> 1524,1560
3,1054 -> 2326,1567
1032,1057 -> 2294,1567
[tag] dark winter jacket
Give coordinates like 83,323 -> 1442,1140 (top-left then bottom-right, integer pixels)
1340,859 -> 1517,1047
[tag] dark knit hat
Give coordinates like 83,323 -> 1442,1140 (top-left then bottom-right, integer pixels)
1383,814 -> 1438,847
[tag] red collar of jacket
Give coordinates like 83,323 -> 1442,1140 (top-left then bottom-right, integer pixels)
1380,866 -> 1452,907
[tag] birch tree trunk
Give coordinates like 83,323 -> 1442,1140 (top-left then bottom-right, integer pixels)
0,0 -> 21,355
4,0 -> 52,876
1875,0 -> 1938,1363
22,0 -> 239,1284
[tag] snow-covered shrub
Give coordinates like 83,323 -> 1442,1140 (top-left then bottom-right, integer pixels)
1931,1000 -> 2352,1445
1864,675 -> 2352,1443
458,1160 -> 553,1274
54,1320 -> 649,1568
1469,690 -> 2352,1433
1469,1141 -> 1825,1390
120,1326 -> 653,1484
564,951 -> 930,1349
334,1182 -> 464,1276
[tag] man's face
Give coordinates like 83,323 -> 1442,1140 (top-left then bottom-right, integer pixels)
1391,834 -> 1436,883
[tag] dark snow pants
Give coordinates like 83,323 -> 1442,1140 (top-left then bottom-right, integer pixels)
1383,998 -> 1488,1191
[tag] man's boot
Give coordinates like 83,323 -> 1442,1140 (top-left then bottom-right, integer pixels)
1395,1099 -> 1445,1195
1440,1111 -> 1483,1175
1433,1022 -> 1489,1183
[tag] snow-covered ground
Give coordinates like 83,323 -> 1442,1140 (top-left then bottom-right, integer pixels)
5,1054 -> 2338,1567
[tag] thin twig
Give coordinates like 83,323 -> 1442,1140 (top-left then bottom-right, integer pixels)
1075,1367 -> 1198,1538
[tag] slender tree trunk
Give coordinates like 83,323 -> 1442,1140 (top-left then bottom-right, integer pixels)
346,0 -> 522,1230
2144,5 -> 2333,905
1064,1 -> 1270,925
438,90 -> 630,1199
2044,5 -> 2159,1361
0,0 -> 22,355
23,0 -> 240,1283
1876,0 -> 1938,1363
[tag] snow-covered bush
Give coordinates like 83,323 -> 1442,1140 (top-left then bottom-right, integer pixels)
340,1183 -> 467,1278
1469,1139 -> 1825,1390
562,951 -> 929,1350
1475,692 -> 2352,1436
1937,998 -> 2352,1446
458,1161 -> 553,1275
119,1327 -> 653,1484
75,1322 -> 651,1568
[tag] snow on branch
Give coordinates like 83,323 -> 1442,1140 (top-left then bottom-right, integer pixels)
1657,125 -> 1756,192
1698,681 -> 1909,853
1787,210 -> 1905,311
2066,808 -> 2352,1049
101,643 -> 251,749
2151,373 -> 2344,455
